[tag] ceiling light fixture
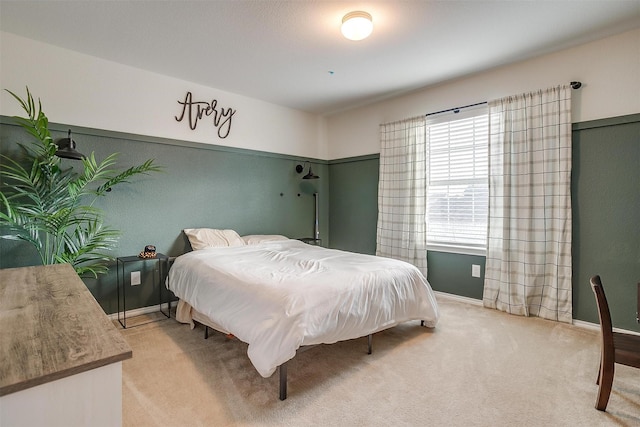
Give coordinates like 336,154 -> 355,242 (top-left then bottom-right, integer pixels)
341,11 -> 373,41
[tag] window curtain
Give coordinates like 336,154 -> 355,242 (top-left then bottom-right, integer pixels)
376,116 -> 428,277
483,85 -> 573,323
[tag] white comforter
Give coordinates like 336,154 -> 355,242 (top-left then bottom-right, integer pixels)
167,239 -> 439,377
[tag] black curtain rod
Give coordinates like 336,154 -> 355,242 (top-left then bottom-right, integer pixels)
425,101 -> 487,117
425,81 -> 582,117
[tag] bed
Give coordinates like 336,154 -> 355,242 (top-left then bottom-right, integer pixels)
167,228 -> 439,399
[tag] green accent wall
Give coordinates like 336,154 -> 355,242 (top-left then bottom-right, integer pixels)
2,114 -> 638,332
329,114 -> 640,332
571,114 -> 640,331
426,251 -> 486,299
0,118 -> 327,314
328,155 -> 379,254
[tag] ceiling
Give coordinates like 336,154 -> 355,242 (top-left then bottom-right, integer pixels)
1,1 -> 639,116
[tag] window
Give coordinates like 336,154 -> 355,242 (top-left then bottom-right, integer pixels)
426,109 -> 488,254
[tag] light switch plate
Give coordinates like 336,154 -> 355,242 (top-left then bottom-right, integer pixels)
472,264 -> 481,278
131,271 -> 141,286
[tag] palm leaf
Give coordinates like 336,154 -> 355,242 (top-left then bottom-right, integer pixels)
1,87 -> 162,276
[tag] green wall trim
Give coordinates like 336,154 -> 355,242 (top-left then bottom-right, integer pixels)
4,114 -> 638,164
329,154 -> 379,164
572,113 -> 640,131
0,115 -> 327,163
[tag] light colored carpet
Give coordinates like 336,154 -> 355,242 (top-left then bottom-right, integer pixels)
120,298 -> 640,426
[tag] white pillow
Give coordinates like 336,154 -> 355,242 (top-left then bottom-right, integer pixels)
242,234 -> 289,245
183,228 -> 245,250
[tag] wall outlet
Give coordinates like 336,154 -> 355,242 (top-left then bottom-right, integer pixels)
472,264 -> 481,278
131,271 -> 141,286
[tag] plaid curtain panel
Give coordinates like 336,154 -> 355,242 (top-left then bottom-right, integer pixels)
483,85 -> 573,323
376,116 -> 429,277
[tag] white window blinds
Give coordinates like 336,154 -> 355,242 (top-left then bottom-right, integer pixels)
426,110 -> 488,252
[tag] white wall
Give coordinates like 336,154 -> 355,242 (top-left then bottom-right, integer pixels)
3,29 -> 638,162
0,32 -> 327,159
326,28 -> 640,160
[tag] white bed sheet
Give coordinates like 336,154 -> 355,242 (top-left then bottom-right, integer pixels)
167,239 -> 439,377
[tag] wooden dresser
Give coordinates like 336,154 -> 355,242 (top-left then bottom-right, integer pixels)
0,264 -> 132,426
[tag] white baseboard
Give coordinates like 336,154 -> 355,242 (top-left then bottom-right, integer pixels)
572,319 -> 640,336
434,291 -> 640,336
571,319 -> 600,332
107,301 -> 176,321
434,290 -> 483,306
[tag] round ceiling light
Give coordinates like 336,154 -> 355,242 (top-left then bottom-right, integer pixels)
341,11 -> 373,41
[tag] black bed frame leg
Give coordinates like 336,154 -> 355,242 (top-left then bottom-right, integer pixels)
279,363 -> 287,400
421,320 -> 425,327
204,326 -> 209,339
367,334 -> 373,355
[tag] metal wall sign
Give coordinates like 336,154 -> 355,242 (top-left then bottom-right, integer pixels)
175,91 -> 236,138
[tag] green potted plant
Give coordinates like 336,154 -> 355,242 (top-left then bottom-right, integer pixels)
0,87 -> 162,277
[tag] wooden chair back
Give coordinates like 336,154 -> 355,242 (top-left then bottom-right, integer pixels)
636,282 -> 639,323
589,275 -> 640,411
591,275 -> 614,349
